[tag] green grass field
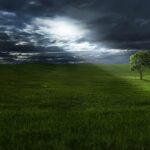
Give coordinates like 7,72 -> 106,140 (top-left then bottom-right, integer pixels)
0,64 -> 150,150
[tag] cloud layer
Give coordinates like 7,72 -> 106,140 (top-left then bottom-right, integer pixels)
0,0 -> 150,63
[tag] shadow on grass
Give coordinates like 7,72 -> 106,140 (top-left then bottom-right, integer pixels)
143,79 -> 150,82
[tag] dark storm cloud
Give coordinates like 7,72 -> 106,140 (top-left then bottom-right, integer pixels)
0,0 -> 150,63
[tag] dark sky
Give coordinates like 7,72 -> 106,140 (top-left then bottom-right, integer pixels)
0,0 -> 149,63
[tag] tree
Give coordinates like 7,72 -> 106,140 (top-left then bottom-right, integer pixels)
130,50 -> 150,80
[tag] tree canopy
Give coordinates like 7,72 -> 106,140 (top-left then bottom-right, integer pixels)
130,50 -> 150,80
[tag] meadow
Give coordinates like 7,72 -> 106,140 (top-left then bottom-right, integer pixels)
0,64 -> 150,150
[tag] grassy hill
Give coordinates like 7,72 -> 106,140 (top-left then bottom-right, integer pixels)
0,64 -> 150,150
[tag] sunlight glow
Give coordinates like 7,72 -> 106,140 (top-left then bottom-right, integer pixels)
35,17 -> 87,41
30,16 -> 115,53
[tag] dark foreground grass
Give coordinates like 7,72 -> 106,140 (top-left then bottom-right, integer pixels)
0,64 -> 150,149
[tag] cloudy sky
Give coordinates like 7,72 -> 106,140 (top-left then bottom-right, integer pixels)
0,0 -> 149,64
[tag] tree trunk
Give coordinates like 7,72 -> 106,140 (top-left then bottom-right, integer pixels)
139,66 -> 143,80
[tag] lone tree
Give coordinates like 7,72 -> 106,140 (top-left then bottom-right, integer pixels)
130,50 -> 150,80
